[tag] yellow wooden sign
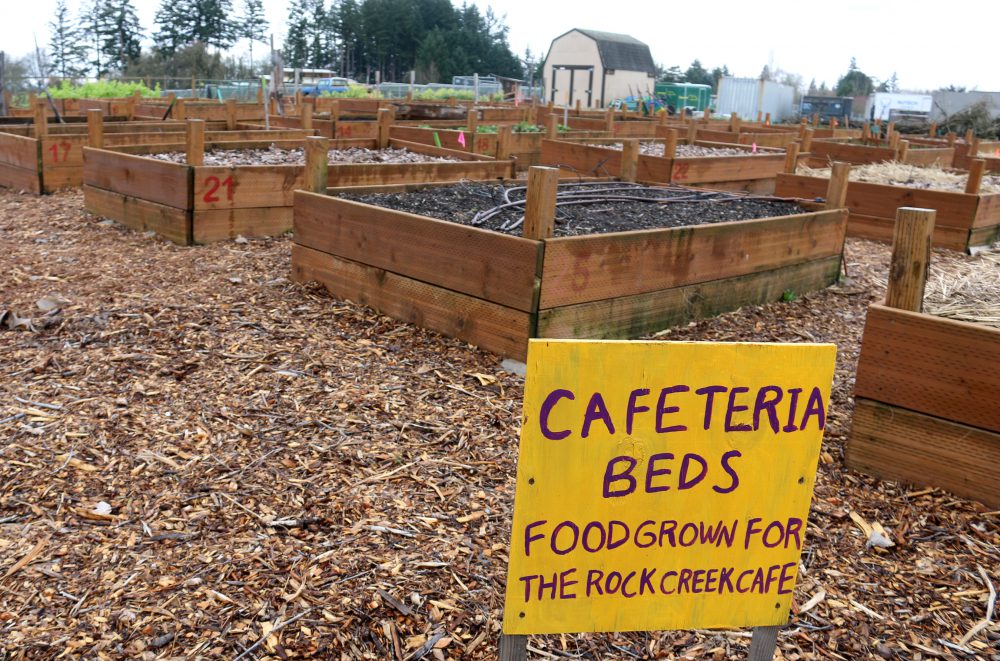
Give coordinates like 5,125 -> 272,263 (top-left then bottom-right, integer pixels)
503,340 -> 836,635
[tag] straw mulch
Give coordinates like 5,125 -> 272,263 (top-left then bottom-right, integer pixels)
800,162 -> 1000,194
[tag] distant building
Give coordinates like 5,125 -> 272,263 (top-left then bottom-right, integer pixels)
542,29 -> 656,108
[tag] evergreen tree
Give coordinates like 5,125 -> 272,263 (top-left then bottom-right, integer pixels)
79,0 -> 106,76
154,0 -> 236,55
184,0 -> 237,49
237,0 -> 268,73
835,58 -> 874,97
284,0 -> 331,69
153,1 -> 188,56
93,0 -> 143,73
48,0 -> 89,78
684,60 -> 713,87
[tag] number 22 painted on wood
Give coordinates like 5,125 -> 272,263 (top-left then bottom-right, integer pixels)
203,175 -> 235,203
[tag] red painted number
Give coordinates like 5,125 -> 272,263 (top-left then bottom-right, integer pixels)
672,162 -> 690,181
203,175 -> 235,203
47,142 -> 72,163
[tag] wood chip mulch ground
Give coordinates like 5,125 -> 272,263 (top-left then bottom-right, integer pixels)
1,189 -> 997,660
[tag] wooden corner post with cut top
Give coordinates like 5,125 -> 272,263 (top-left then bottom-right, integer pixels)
885,207 -> 936,312
522,166 -> 559,240
304,136 -> 330,195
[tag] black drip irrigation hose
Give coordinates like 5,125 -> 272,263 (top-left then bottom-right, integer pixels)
467,181 -> 801,230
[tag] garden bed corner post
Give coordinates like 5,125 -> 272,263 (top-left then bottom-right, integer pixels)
304,136 -> 330,194
824,162 -> 850,210
522,166 -> 559,241
885,207 -> 936,312
87,109 -> 104,149
186,119 -> 205,167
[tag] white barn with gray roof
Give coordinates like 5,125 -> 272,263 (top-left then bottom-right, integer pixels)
542,29 -> 657,108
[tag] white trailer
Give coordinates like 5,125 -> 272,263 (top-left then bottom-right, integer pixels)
865,93 -> 932,121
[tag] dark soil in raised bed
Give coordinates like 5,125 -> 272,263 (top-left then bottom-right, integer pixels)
344,182 -> 807,236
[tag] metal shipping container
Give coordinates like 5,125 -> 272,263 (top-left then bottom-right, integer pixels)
715,77 -> 796,122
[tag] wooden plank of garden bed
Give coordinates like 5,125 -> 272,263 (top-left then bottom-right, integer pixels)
192,165 -> 303,211
846,213 -> 971,252
293,191 -> 541,312
193,207 -> 291,244
972,191 -> 1000,227
326,158 -> 513,187
903,147 -> 955,167
540,139 -> 622,177
968,224 -> 1000,246
667,153 -> 785,185
0,161 -> 41,193
389,137 -> 495,162
848,398 -> 1000,508
292,244 -> 534,360
84,185 -> 191,245
854,304 -> 1000,434
538,255 -> 840,339
810,141 -> 897,165
83,147 -> 191,209
539,209 -> 846,308
335,121 -> 378,140
774,174 -> 981,229
0,132 -> 40,169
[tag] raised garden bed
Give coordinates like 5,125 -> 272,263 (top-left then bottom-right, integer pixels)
540,138 -> 788,192
387,124 -> 604,169
806,138 -> 954,167
774,167 -> 1000,251
847,213 -> 1000,507
291,176 -> 848,360
0,117 -> 310,194
83,137 -> 514,245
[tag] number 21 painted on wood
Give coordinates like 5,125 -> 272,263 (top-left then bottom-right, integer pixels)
203,175 -> 235,203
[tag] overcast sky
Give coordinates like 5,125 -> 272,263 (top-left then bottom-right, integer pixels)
1,0 -> 995,92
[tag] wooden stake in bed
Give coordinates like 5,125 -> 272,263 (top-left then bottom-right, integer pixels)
885,207 -> 936,312
300,100 -> 313,133
377,107 -> 394,150
522,166 -> 559,240
620,139 -> 639,182
783,143 -> 800,174
87,109 -> 103,149
825,162 -> 850,210
304,136 -> 330,194
225,98 -> 237,130
186,119 -> 205,166
660,127 -> 678,159
496,125 -> 513,162
965,158 -> 986,195
33,99 -> 47,139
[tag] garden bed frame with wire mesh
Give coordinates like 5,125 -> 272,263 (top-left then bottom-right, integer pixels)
291,177 -> 848,360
